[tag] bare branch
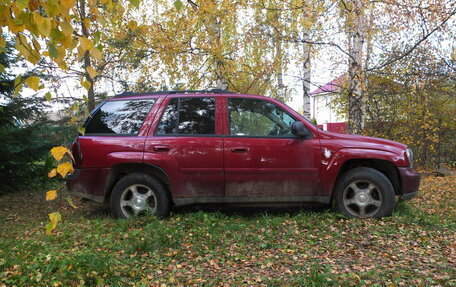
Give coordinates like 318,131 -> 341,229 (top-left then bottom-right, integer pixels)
368,8 -> 455,71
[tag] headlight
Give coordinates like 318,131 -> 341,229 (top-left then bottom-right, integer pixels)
406,148 -> 413,168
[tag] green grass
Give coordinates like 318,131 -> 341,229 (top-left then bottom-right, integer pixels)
0,175 -> 454,286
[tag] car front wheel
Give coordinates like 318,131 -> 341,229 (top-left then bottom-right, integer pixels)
110,173 -> 170,219
333,167 -> 395,219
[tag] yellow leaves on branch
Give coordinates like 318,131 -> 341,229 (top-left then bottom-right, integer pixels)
1,0 -> 124,96
46,145 -> 75,235
57,162 -> 74,178
46,212 -> 62,235
49,146 -> 74,177
46,190 -> 58,201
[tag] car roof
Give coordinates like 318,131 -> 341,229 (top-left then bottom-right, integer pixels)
109,89 -> 265,100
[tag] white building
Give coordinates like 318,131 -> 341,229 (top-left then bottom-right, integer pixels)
309,75 -> 347,133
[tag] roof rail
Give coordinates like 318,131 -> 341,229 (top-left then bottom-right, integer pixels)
114,89 -> 235,97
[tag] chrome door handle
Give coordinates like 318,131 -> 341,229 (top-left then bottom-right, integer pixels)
153,145 -> 170,152
231,147 -> 248,153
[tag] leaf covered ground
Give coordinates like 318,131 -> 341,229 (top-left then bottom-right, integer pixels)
0,175 -> 454,286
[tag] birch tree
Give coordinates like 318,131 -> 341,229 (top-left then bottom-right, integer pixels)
337,0 -> 454,134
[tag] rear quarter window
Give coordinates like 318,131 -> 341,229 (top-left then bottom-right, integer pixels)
84,99 -> 156,135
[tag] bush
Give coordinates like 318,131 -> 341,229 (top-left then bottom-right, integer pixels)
0,97 -> 53,193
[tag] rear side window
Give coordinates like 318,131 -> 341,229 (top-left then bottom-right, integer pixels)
85,99 -> 156,135
156,97 -> 216,135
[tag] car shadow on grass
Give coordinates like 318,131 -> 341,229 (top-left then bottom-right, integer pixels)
76,199 -> 332,219
172,203 -> 332,218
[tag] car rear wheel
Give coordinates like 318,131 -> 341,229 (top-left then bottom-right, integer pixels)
110,173 -> 170,219
333,167 -> 395,219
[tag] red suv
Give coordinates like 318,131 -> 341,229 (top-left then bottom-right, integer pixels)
68,90 -> 420,219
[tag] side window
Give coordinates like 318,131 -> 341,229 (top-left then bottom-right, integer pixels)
156,97 -> 216,135
85,99 -> 156,135
228,98 -> 295,137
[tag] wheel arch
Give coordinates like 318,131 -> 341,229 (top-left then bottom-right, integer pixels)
330,158 -> 402,202
104,163 -> 172,204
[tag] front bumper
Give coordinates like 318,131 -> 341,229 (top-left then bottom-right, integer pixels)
398,167 -> 421,201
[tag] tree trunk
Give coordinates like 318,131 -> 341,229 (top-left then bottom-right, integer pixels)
363,2 -> 374,122
79,0 -> 95,112
275,34 -> 286,100
212,19 -> 228,90
302,29 -> 311,118
347,0 -> 365,134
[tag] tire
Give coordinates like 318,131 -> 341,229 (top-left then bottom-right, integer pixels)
333,167 -> 395,219
110,173 -> 170,219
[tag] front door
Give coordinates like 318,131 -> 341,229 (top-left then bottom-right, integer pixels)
224,97 -> 320,197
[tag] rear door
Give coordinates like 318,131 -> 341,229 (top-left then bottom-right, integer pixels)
144,96 -> 224,198
223,97 -> 320,198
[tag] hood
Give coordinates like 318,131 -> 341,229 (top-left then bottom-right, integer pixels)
317,129 -> 407,155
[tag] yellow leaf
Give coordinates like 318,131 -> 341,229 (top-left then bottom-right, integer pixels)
14,83 -> 22,96
17,0 -> 28,10
56,45 -> 66,61
46,212 -> 62,235
127,20 -> 137,30
50,146 -> 70,161
86,66 -> 96,79
89,47 -> 102,60
33,12 -> 51,37
60,35 -> 74,49
45,0 -> 59,17
77,126 -> 85,135
46,190 -> 57,201
61,0 -> 76,11
66,197 -> 77,209
14,75 -> 22,87
56,161 -> 74,178
32,38 -> 41,51
60,22 -> 73,36
28,0 -> 40,11
81,80 -> 91,91
48,168 -> 57,178
0,37 -> 6,49
84,18 -> 91,30
79,36 -> 93,51
25,76 -> 40,91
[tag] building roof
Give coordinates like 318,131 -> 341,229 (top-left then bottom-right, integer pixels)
310,75 -> 346,95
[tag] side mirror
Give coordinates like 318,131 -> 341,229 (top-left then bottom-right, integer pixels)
291,121 -> 311,138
